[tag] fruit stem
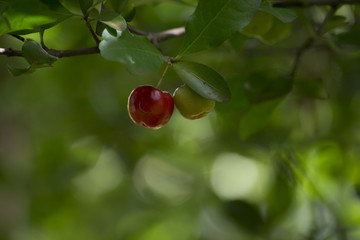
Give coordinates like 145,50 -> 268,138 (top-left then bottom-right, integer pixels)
156,60 -> 171,88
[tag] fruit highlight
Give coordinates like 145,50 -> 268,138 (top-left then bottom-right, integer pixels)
127,85 -> 174,129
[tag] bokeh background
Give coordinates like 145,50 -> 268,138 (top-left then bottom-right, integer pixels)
1,1 -> 360,240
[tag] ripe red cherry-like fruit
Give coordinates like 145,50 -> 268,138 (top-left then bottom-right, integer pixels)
127,85 -> 174,129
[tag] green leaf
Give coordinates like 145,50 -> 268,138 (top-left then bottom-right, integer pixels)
179,0 -> 261,56
7,64 -> 32,76
22,40 -> 58,65
106,26 -> 118,36
122,3 -> 136,22
229,32 -> 248,51
294,78 -> 328,99
7,39 -> 59,76
239,98 -> 283,139
10,22 -> 61,35
130,0 -> 168,6
95,10 -> 127,31
59,0 -> 83,15
172,61 -> 231,102
335,27 -> 360,46
108,0 -> 128,12
0,0 -> 71,35
260,6 -> 297,23
80,0 -> 93,15
99,28 -> 166,75
323,16 -> 347,33
244,71 -> 292,103
96,20 -> 107,36
241,11 -> 274,37
260,18 -> 291,45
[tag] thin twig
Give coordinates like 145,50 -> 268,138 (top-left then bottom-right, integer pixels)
84,16 -> 101,45
127,24 -> 148,36
0,47 -> 99,58
0,48 -> 22,57
46,47 -> 100,58
316,5 -> 339,35
156,61 -> 171,88
290,5 -> 338,78
39,30 -> 46,49
9,34 -> 25,42
273,0 -> 360,8
127,24 -> 185,55
1,25 -> 184,58
128,24 -> 185,44
151,26 -> 185,42
289,38 -> 314,78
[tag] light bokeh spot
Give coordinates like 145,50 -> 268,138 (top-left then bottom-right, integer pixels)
73,148 -> 124,201
211,153 -> 259,200
133,153 -> 194,205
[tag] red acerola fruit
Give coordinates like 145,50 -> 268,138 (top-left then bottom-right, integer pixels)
127,85 -> 174,129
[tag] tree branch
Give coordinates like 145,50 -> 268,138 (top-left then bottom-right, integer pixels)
316,4 -> 339,35
9,34 -> 25,42
149,26 -> 186,43
0,25 -> 185,59
290,5 -> 338,78
84,16 -> 101,45
0,46 -> 99,58
128,24 -> 185,55
289,39 -> 313,78
0,48 -> 22,57
47,47 -> 100,58
273,0 -> 360,8
127,25 -> 148,36
128,24 -> 185,45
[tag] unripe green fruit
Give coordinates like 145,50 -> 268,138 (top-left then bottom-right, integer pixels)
173,85 -> 215,120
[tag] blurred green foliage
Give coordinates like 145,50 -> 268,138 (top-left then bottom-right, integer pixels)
1,1 -> 360,240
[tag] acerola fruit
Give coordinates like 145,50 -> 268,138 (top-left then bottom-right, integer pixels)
173,84 -> 215,120
127,85 -> 174,129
